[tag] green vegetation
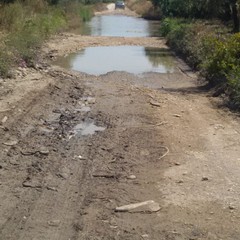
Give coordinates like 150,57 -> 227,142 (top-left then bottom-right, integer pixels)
152,0 -> 240,32
149,0 -> 240,108
0,0 -> 93,77
161,18 -> 240,108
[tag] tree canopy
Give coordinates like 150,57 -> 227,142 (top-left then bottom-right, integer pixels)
153,0 -> 240,32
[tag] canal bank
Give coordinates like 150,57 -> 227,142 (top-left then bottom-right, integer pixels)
0,5 -> 240,240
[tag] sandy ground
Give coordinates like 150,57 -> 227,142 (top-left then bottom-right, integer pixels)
0,5 -> 240,240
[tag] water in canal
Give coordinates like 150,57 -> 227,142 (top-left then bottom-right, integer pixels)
55,15 -> 177,75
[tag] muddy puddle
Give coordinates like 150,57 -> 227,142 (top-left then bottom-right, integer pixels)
77,15 -> 161,37
54,46 -> 176,75
72,121 -> 106,136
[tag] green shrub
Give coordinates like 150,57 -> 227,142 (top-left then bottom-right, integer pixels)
201,33 -> 240,85
79,5 -> 92,22
160,18 -> 201,68
228,69 -> 240,108
7,29 -> 43,66
0,2 -> 25,31
160,18 -> 183,36
161,18 -> 240,108
35,9 -> 66,37
63,2 -> 93,27
0,2 -> 67,69
0,46 -> 12,77
0,0 -> 92,77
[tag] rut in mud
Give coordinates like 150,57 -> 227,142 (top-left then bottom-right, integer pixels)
1,6 -> 240,240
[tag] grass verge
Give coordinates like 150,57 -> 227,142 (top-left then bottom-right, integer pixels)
0,0 -> 93,77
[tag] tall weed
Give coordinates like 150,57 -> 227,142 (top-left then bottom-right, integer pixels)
0,0 -> 93,77
63,2 -> 93,28
0,2 -> 25,31
79,6 -> 92,22
0,46 -> 13,77
0,1 -> 67,70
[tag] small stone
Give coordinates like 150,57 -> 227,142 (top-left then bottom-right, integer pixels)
46,186 -> 58,192
115,200 -> 161,213
22,180 -> 42,188
57,172 -> 68,179
109,225 -> 118,229
48,220 -> 61,227
140,149 -> 150,156
39,148 -> 49,155
202,177 -> 209,181
86,97 -> 96,104
9,159 -> 20,165
173,114 -> 181,118
141,234 -> 149,238
1,116 -> 8,124
214,124 -> 224,130
3,140 -> 18,146
127,175 -> 136,180
229,205 -> 236,210
174,162 -> 181,166
150,100 -> 161,107
78,155 -> 86,160
176,180 -> 184,184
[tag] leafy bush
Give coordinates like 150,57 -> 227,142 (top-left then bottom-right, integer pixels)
160,18 -> 202,68
59,1 -> 92,28
161,18 -> 240,108
7,28 -> 43,66
79,6 -> 92,22
201,33 -> 240,85
228,69 -> 240,107
160,18 -> 183,36
0,2 -> 64,69
0,0 -> 91,75
0,2 -> 25,31
0,46 -> 12,77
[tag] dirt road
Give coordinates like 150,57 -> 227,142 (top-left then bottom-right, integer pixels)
0,6 -> 240,240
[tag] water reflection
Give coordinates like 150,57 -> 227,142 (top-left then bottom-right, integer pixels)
54,46 -> 176,75
79,15 -> 160,37
144,48 -> 175,69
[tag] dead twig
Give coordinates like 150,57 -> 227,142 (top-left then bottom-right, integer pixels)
144,121 -> 168,127
149,100 -> 161,107
93,174 -> 116,179
155,121 -> 168,126
21,150 -> 39,156
177,67 -> 195,79
0,109 -> 11,113
148,94 -> 155,99
159,146 -> 169,160
20,149 -> 49,156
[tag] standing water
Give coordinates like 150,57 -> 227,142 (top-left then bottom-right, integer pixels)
79,15 -> 161,37
54,15 -> 177,75
55,46 -> 176,75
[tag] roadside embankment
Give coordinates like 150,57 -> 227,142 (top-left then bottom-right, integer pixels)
160,18 -> 240,109
0,0 -> 93,78
125,0 -> 161,19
